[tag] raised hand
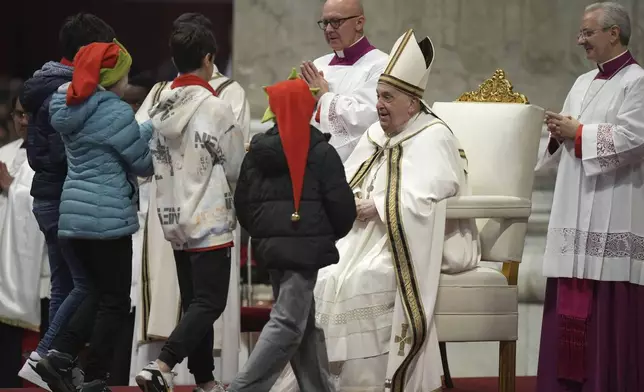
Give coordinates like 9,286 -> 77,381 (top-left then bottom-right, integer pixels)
300,61 -> 329,100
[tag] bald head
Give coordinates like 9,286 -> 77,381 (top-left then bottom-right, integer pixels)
321,0 -> 365,51
323,0 -> 363,15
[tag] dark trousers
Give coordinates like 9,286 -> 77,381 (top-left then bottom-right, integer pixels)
33,200 -> 91,358
158,247 -> 231,385
0,323 -> 25,387
0,299 -> 50,388
52,236 -> 133,382
32,200 -> 72,327
107,308 -> 135,386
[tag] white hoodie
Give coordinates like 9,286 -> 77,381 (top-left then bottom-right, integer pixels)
149,85 -> 245,250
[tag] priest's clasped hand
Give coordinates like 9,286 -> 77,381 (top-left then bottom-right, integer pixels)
545,111 -> 580,140
0,162 -> 13,191
300,61 -> 329,100
356,198 -> 378,221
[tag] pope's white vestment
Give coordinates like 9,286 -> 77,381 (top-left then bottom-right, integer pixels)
0,140 -> 48,331
311,38 -> 388,162
536,57 -> 644,285
128,67 -> 246,384
273,112 -> 480,392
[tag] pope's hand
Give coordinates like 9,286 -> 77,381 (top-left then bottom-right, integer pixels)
300,61 -> 329,100
545,111 -> 580,140
356,198 -> 378,221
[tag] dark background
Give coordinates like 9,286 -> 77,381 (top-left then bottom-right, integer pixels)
0,0 -> 234,79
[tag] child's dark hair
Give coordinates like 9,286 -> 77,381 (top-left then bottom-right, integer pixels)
59,13 -> 116,61
169,23 -> 218,74
172,12 -> 213,30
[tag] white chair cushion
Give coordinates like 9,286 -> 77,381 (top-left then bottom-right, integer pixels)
436,266 -> 518,342
446,195 -> 532,219
439,266 -> 508,286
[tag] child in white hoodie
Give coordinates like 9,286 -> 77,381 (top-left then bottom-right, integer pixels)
135,23 -> 245,392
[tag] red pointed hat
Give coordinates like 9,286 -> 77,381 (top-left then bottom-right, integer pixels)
67,40 -> 132,106
265,78 -> 316,222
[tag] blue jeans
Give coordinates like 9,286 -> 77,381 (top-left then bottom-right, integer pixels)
32,199 -> 89,357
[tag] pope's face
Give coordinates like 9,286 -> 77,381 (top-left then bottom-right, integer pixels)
577,10 -> 621,63
376,83 -> 416,135
320,1 -> 364,51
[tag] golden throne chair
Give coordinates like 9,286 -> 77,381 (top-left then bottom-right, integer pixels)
433,70 -> 544,392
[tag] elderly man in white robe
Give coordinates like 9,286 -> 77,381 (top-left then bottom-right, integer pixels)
128,12 -> 248,385
0,96 -> 48,333
301,0 -> 388,162
274,29 -> 480,392
536,3 -> 644,392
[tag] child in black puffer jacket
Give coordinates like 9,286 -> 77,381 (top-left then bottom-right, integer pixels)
229,78 -> 355,392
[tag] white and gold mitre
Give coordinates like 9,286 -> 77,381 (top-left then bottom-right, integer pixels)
379,29 -> 435,100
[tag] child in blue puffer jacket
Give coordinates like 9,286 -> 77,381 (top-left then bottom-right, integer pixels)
34,40 -> 154,392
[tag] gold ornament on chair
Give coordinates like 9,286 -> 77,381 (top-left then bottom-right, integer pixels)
457,70 -> 529,104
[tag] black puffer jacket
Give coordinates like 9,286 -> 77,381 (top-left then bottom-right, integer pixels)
234,125 -> 356,271
20,61 -> 74,200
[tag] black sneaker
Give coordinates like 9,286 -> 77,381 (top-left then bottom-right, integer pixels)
80,379 -> 111,392
33,350 -> 76,392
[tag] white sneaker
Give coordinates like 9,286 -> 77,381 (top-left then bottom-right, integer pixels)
193,380 -> 226,392
71,364 -> 85,387
18,352 -> 51,391
135,361 -> 176,392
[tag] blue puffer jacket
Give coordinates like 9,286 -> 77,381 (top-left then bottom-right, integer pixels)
20,61 -> 74,201
49,82 -> 154,239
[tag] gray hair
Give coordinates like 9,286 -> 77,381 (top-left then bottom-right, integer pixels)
585,2 -> 631,46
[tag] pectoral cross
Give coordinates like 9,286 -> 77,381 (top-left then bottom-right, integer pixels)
394,323 -> 412,356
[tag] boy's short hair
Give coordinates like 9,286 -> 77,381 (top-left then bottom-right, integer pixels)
59,13 -> 116,61
173,12 -> 213,30
170,23 -> 218,74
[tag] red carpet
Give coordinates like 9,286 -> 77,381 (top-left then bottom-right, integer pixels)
446,376 -> 536,391
1,377 -> 536,392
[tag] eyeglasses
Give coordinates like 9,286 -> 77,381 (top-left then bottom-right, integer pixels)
577,25 -> 614,40
317,15 -> 361,30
